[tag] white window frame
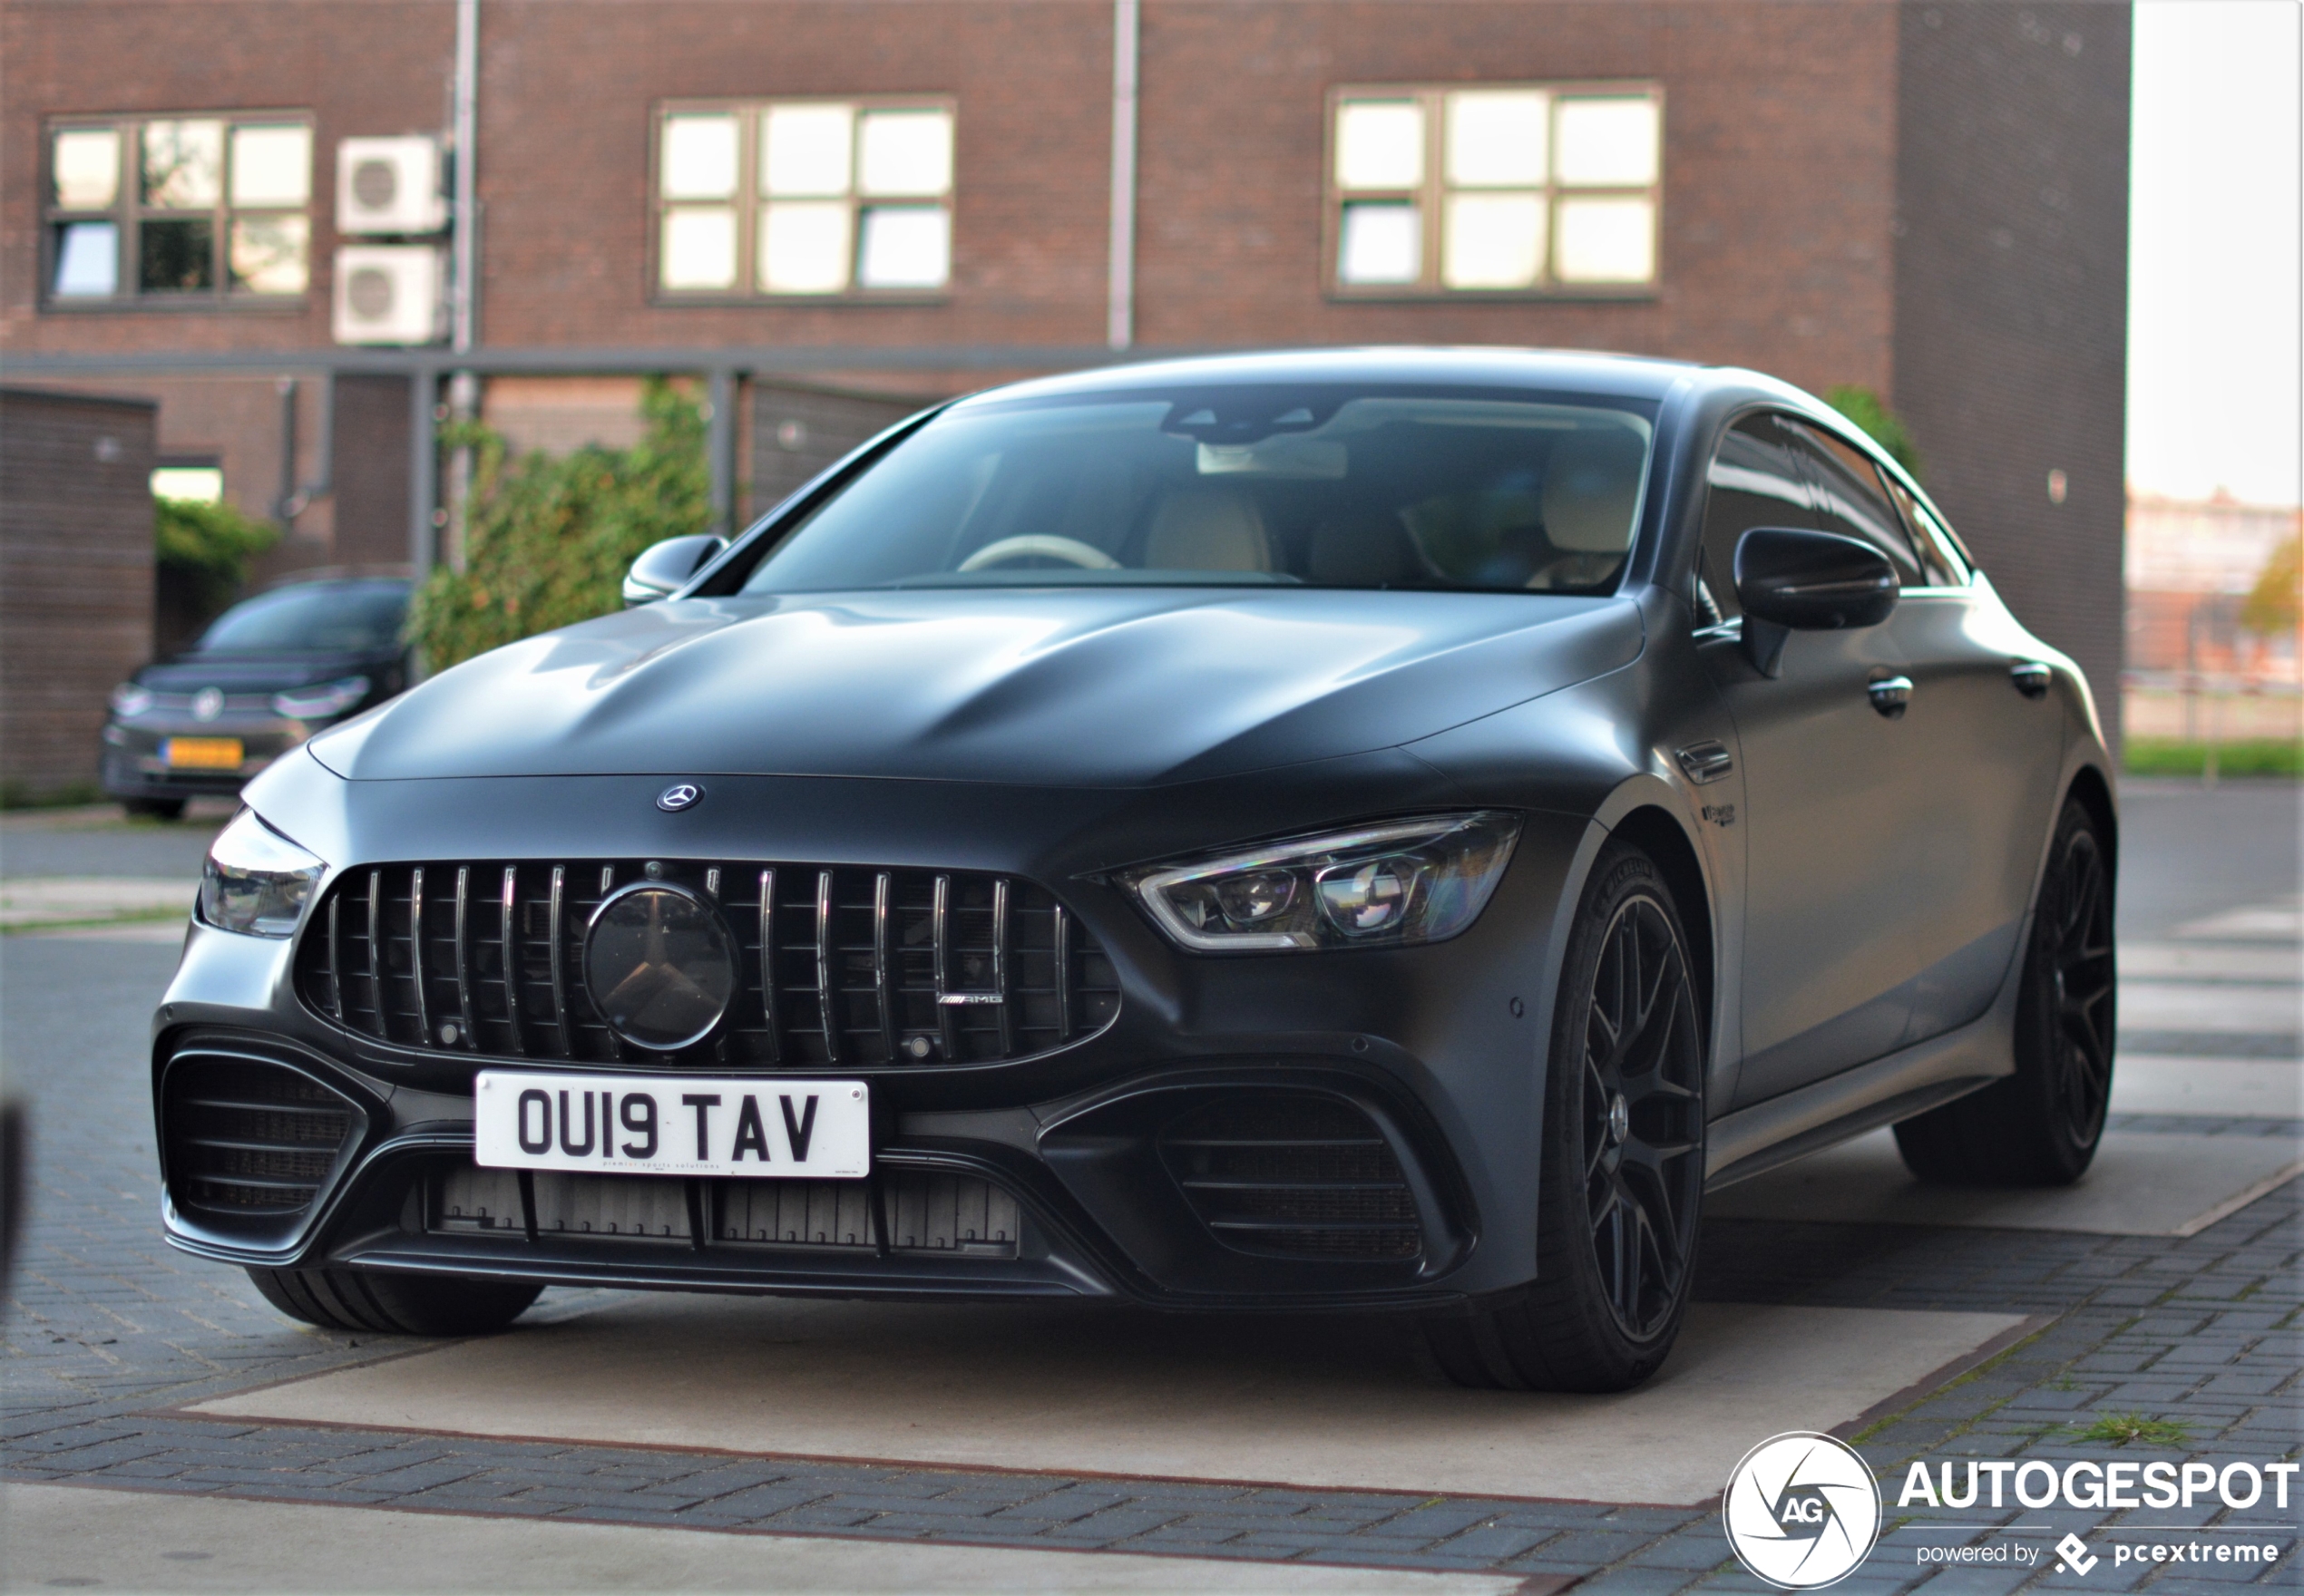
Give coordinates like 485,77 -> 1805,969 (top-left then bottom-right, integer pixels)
650,97 -> 957,303
1324,82 -> 1664,299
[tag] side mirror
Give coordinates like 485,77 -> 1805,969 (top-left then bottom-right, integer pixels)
1733,527 -> 1898,676
621,534 -> 728,607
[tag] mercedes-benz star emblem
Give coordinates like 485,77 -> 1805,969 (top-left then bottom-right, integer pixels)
656,783 -> 703,813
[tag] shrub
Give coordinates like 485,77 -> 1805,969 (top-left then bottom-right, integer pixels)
155,496 -> 280,624
2241,533 -> 2299,640
406,377 -> 713,672
1824,384 -> 1923,481
2123,738 -> 2302,779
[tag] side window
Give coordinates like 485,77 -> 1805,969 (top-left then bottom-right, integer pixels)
1879,473 -> 1969,587
1696,414 -> 1813,624
1781,419 -> 1926,587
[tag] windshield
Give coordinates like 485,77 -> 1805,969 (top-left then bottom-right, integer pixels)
193,581 -> 409,653
738,386 -> 1655,595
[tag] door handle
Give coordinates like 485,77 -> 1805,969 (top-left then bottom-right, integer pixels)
1868,676 -> 1913,719
2010,661 -> 2052,699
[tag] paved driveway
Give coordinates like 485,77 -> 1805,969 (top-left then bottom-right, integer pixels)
3,783 -> 2296,1592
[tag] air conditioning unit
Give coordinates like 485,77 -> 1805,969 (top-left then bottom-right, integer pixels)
336,136 -> 446,235
332,245 -> 445,345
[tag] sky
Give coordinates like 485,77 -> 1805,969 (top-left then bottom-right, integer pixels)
2126,0 -> 2302,506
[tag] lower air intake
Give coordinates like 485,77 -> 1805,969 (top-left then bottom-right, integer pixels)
1160,1093 -> 1422,1261
163,1056 -> 357,1220
429,1165 -> 1020,1258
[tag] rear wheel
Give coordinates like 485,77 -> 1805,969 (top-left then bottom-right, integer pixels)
1420,842 -> 1706,1392
1895,796 -> 2114,1185
246,1266 -> 541,1336
122,797 -> 187,821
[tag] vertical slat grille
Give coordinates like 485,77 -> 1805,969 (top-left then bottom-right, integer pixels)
299,859 -> 1118,1068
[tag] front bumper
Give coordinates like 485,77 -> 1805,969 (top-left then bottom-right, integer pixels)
152,761 -> 1591,1309
102,715 -> 304,801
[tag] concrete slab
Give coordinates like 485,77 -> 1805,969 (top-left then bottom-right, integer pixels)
0,875 -> 195,928
0,1483 -> 1519,1593
2117,980 -> 2304,1035
1708,1129 -> 2301,1237
2114,1054 -> 2304,1117
14,918 -> 190,943
2174,901 -> 2303,942
2119,942 -> 2302,983
188,1299 -> 2017,1507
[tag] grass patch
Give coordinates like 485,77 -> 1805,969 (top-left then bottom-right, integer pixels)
2123,738 -> 2303,779
2070,1412 -> 2192,1447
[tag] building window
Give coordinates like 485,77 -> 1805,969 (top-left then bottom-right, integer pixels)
44,114 -> 312,306
653,100 -> 954,299
1328,83 -> 1661,296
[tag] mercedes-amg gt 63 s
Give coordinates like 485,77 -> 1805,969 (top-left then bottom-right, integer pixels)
157,350 -> 2115,1391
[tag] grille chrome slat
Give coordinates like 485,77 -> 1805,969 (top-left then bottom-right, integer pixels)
408,866 -> 433,1046
500,868 -> 525,1055
298,858 -> 1118,1070
547,865 -> 571,1058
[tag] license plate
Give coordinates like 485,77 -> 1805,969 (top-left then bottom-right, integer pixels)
473,1071 -> 869,1179
163,736 -> 242,770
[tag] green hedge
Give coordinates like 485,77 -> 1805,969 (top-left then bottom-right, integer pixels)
406,378 -> 713,672
2123,738 -> 2303,779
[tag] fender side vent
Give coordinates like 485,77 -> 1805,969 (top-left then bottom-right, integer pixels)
1160,1093 -> 1422,1261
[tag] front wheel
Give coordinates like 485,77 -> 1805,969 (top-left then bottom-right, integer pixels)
247,1265 -> 541,1336
1420,842 -> 1707,1392
1895,795 -> 2115,1186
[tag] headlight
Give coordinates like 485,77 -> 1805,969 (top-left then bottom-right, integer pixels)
271,676 -> 370,720
1121,812 -> 1521,952
200,810 -> 327,938
109,682 -> 153,716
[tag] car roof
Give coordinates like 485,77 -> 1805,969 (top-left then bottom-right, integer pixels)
961,346 -> 1707,408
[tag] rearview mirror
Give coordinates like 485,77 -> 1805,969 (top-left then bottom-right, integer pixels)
1733,527 -> 1898,676
621,534 -> 728,607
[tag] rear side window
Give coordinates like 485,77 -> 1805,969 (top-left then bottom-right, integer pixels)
1780,419 -> 1927,588
1695,414 -> 1813,623
1878,472 -> 1969,587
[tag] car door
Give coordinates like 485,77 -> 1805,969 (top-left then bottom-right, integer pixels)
1792,429 -> 2067,1043
1693,414 -> 1931,1109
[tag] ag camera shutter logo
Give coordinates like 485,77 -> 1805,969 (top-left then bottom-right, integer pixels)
1723,1432 -> 1882,1589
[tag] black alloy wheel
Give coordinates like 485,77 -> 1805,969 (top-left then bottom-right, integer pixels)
1580,890 -> 1707,1340
1895,796 -> 2116,1186
1420,841 -> 1706,1392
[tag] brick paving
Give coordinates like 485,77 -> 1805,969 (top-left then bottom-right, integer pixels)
3,933 -> 2297,1589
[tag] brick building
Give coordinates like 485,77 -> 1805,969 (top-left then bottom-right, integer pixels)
3,0 -> 2131,725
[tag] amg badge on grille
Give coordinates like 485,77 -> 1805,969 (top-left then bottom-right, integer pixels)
656,783 -> 703,812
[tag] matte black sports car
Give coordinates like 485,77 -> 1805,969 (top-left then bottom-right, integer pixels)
158,351 -> 2115,1391
103,575 -> 412,818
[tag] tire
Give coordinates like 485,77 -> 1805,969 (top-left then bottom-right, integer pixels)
1420,842 -> 1707,1392
246,1266 -> 542,1336
1895,796 -> 2115,1186
122,797 -> 188,821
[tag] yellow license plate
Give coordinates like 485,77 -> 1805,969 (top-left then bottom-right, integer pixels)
163,736 -> 243,770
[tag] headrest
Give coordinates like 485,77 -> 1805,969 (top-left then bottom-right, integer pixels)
1144,486 -> 1274,571
1541,429 -> 1646,553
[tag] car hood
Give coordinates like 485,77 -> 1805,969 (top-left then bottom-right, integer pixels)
310,588 -> 1643,788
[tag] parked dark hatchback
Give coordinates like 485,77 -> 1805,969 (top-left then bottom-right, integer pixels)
154,351 -> 2116,1392
103,576 -> 412,818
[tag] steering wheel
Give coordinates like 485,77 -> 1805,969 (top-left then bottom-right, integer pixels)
957,535 -> 1122,572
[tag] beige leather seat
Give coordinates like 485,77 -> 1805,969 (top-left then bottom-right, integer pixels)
1143,485 -> 1275,572
1533,428 -> 1645,589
